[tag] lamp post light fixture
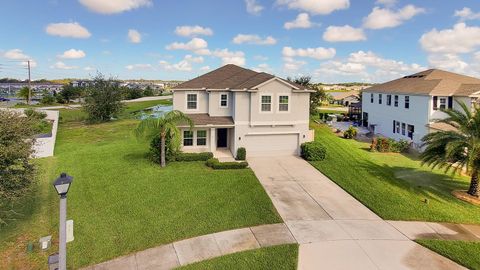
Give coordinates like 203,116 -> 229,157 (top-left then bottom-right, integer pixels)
53,173 -> 73,270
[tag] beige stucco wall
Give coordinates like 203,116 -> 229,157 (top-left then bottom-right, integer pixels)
208,91 -> 233,117
173,90 -> 209,113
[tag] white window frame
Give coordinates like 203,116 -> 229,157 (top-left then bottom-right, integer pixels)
219,93 -> 228,108
183,130 -> 194,146
277,93 -> 290,113
260,94 -> 273,113
186,92 -> 198,111
439,97 -> 447,110
196,130 -> 207,146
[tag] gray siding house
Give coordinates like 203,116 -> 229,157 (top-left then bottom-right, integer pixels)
172,64 -> 314,157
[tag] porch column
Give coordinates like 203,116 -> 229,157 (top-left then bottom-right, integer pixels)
210,127 -> 216,153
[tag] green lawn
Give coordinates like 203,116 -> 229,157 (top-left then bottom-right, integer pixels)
417,240 -> 480,270
309,122 -> 480,224
179,244 -> 298,270
0,100 -> 281,269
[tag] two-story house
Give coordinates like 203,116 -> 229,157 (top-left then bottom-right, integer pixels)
362,69 -> 480,147
172,64 -> 314,157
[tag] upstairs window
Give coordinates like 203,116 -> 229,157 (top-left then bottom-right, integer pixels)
370,93 -> 374,103
279,95 -> 289,112
187,94 -> 197,110
387,95 -> 392,106
197,130 -> 207,146
378,94 -> 383,104
405,96 -> 410,109
183,131 -> 193,146
220,94 -> 228,108
394,95 -> 399,107
261,95 -> 272,112
439,97 -> 446,110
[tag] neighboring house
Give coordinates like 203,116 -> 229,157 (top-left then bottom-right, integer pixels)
362,69 -> 480,147
331,91 -> 360,106
172,64 -> 314,157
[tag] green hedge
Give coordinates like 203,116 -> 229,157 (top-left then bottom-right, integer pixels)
206,158 -> 249,170
301,141 -> 326,161
176,152 -> 214,161
370,137 -> 410,153
236,147 -> 246,160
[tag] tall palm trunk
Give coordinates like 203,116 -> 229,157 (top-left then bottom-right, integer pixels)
468,170 -> 479,197
160,132 -> 166,167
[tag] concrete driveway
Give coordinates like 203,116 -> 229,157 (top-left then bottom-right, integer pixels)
248,156 -> 466,270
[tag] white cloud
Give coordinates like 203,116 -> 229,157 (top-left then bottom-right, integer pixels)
125,64 -> 153,70
200,66 -> 211,72
79,0 -> 152,14
348,50 -> 424,73
175,25 -> 213,37
232,34 -> 277,45
363,5 -> 425,29
51,61 -> 78,70
4,49 -> 29,60
282,46 -> 336,60
284,13 -> 313,29
158,55 -> 205,72
454,7 -> 480,21
166,38 -> 210,55
245,0 -> 264,15
323,25 -> 366,42
428,54 -> 469,73
57,49 -> 86,59
84,66 -> 95,71
212,49 -> 246,66
420,23 -> 480,54
45,22 -> 91,38
276,0 -> 349,15
283,57 -> 306,71
128,29 -> 142,43
254,55 -> 269,61
253,63 -> 273,73
184,54 -> 204,63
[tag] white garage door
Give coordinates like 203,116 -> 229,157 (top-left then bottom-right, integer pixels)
244,134 -> 299,157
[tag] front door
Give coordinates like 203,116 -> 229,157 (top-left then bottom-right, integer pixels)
217,128 -> 228,148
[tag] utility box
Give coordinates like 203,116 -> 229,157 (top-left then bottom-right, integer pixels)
39,235 -> 52,251
48,253 -> 59,270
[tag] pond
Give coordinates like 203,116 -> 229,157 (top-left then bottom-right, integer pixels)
135,104 -> 173,119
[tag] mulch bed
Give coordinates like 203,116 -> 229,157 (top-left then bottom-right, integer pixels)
452,190 -> 480,206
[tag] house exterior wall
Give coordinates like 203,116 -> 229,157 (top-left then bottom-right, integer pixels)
175,78 -> 312,156
362,91 -> 473,147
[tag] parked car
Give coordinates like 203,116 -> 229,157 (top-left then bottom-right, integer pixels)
0,97 -> 10,102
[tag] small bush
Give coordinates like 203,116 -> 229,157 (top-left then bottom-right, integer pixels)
24,109 -> 47,120
149,135 -> 177,164
336,114 -> 344,122
205,158 -> 249,170
176,152 -> 213,161
301,142 -> 326,161
343,126 -> 358,139
370,137 -> 410,153
236,147 -> 246,160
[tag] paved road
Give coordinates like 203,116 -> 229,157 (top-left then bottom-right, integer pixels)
248,156 -> 466,270
36,95 -> 172,110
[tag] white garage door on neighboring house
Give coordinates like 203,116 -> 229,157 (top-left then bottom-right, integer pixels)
244,133 -> 299,157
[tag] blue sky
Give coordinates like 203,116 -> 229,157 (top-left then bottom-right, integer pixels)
1,0 -> 479,83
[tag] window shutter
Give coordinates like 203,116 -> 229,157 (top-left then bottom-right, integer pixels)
448,96 -> 453,109
433,96 -> 438,110
393,120 -> 396,133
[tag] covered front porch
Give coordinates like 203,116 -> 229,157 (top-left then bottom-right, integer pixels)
180,114 -> 236,160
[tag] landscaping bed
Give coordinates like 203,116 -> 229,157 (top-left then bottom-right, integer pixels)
308,122 -> 480,224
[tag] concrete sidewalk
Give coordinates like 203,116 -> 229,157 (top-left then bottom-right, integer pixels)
248,156 -> 468,270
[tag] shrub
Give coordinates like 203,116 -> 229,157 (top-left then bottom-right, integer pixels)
205,158 -> 249,170
40,93 -> 56,105
301,142 -> 326,161
336,114 -> 344,122
83,73 -> 125,123
343,126 -> 358,139
236,147 -> 246,160
371,137 -> 410,153
175,152 -> 213,162
24,109 -> 47,120
149,134 -> 177,164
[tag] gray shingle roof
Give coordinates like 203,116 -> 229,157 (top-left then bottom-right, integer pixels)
365,69 -> 480,96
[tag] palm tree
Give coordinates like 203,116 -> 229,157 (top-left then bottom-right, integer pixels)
134,110 -> 193,167
421,102 -> 480,197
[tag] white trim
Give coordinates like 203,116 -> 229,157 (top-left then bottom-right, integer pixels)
259,94 -> 273,114
277,93 -> 291,113
185,92 -> 199,111
252,77 -> 300,90
219,92 -> 229,108
245,131 -> 301,136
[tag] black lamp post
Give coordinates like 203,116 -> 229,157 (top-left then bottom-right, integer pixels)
53,173 -> 73,270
